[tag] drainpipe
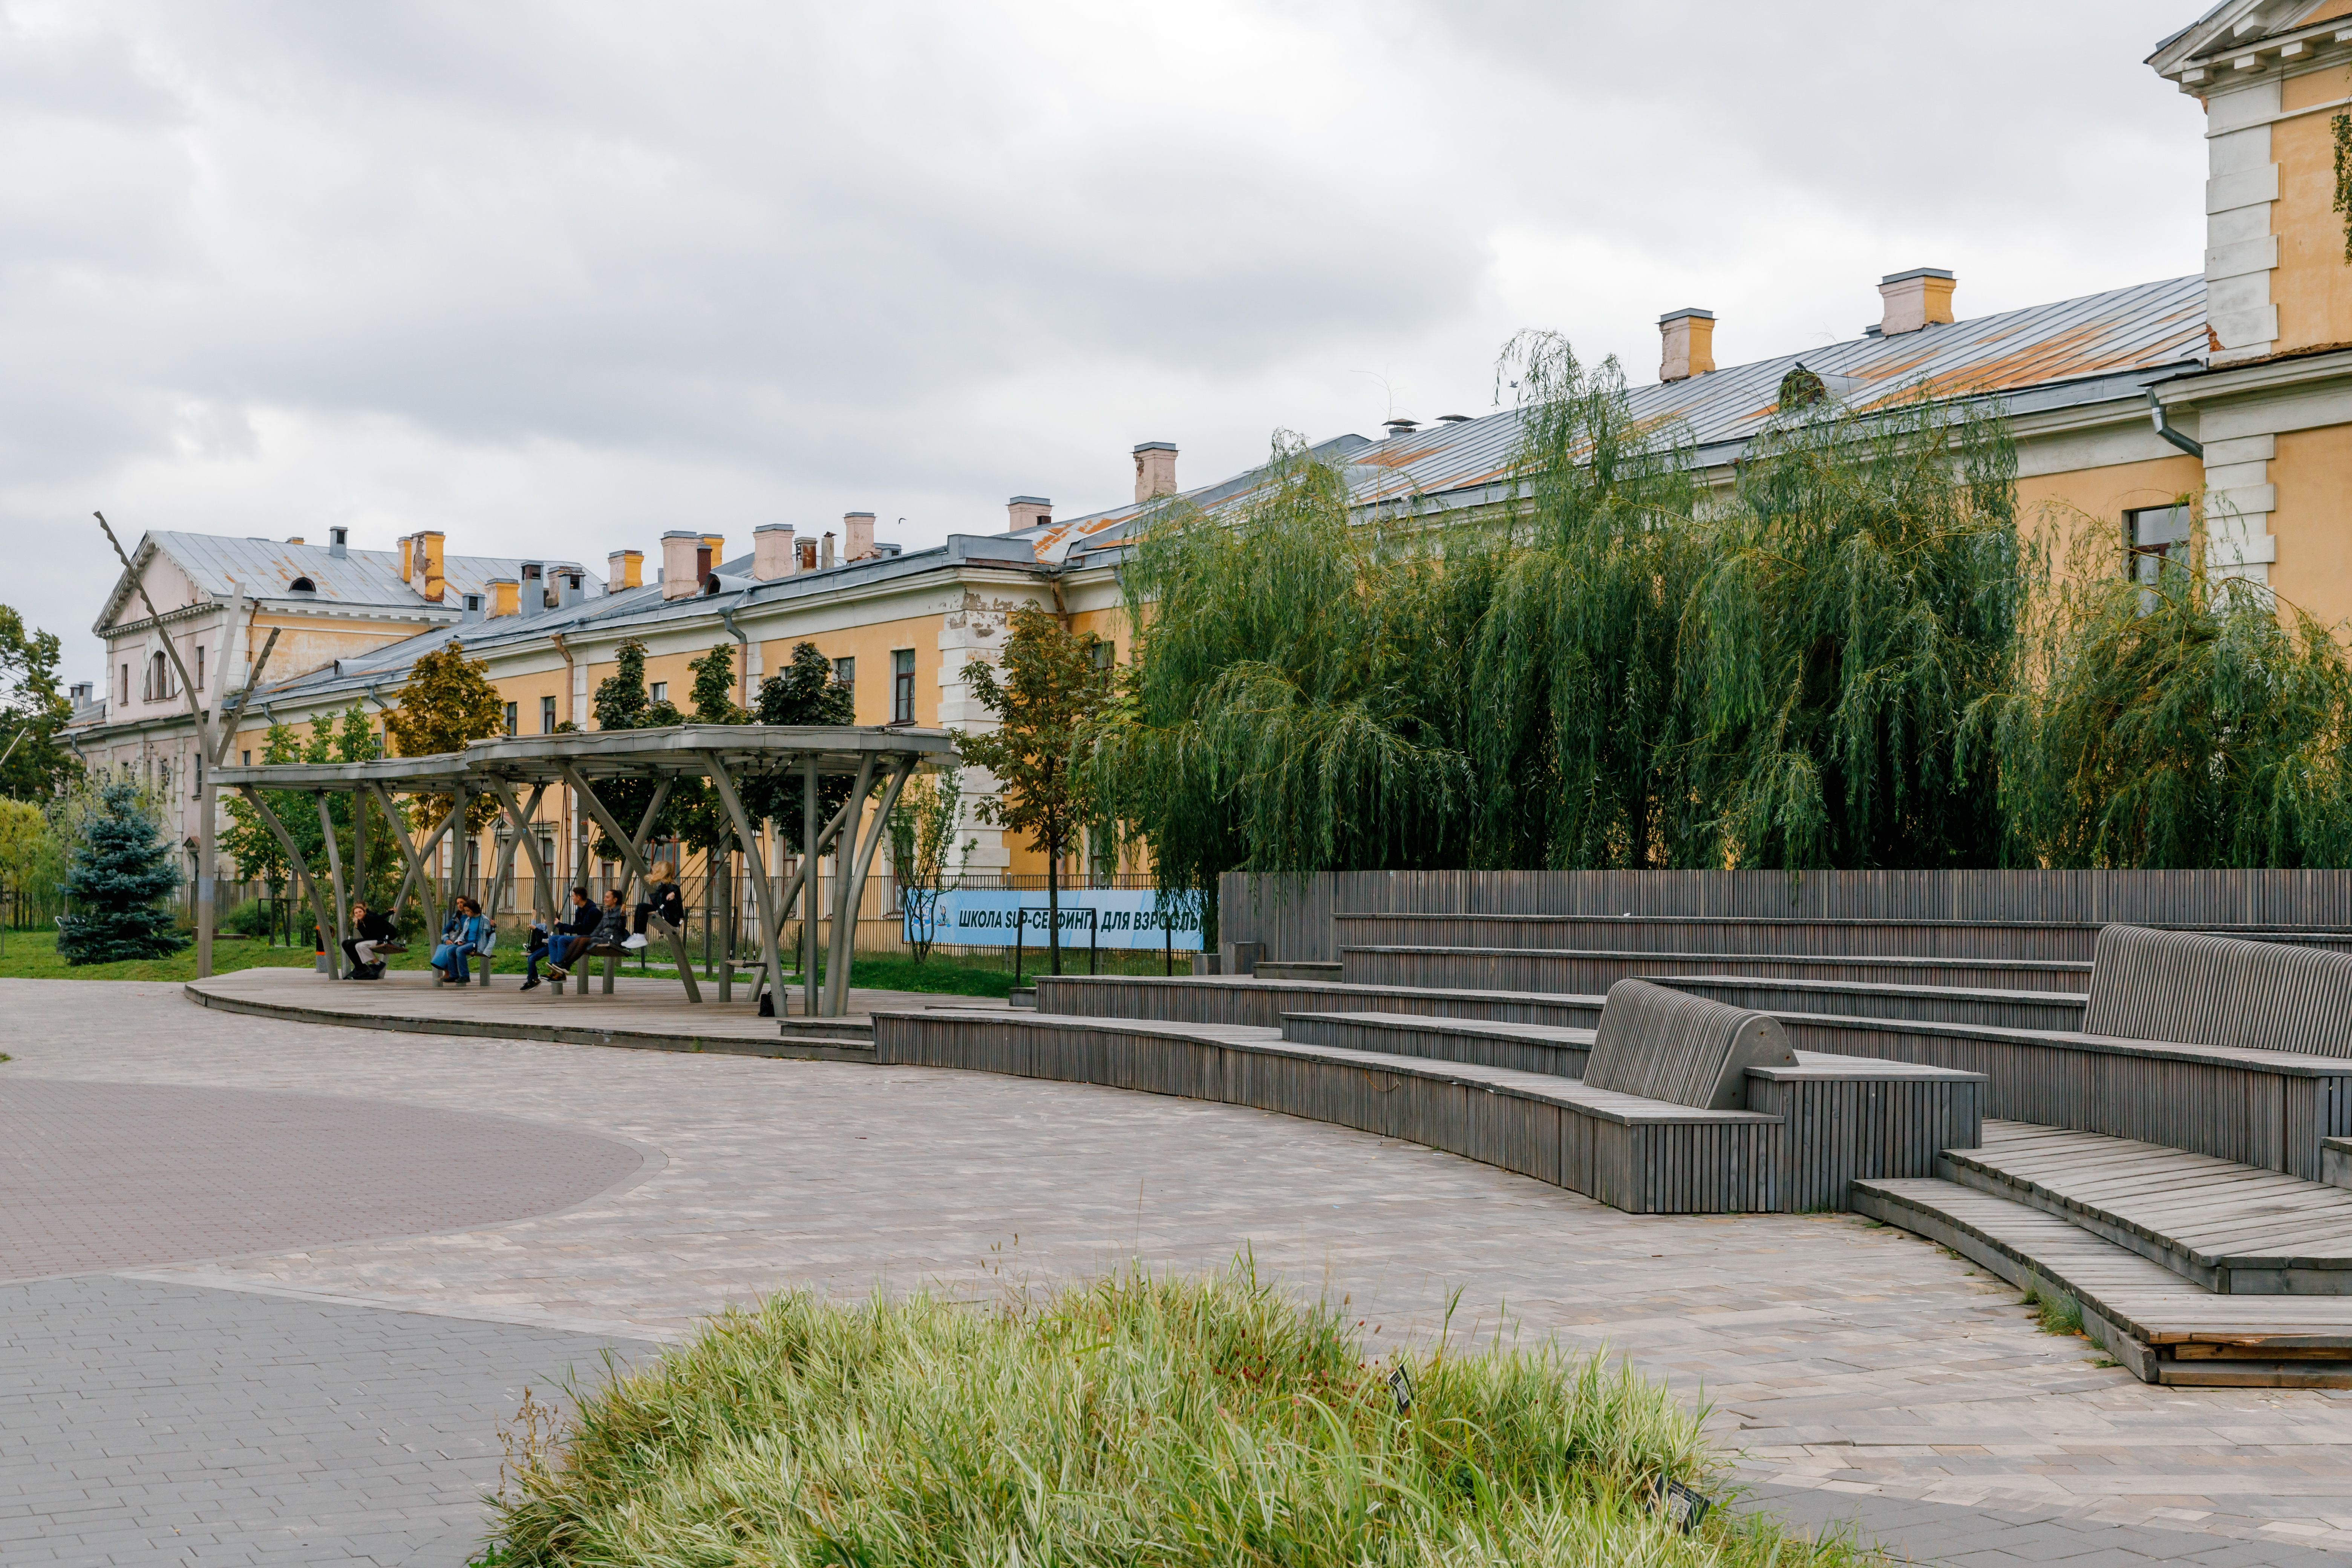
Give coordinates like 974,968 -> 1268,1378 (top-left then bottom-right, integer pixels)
720,606 -> 752,714
548,631 -> 577,886
2149,390 -> 2203,459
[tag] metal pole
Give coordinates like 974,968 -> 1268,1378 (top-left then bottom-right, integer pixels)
314,792 -> 348,972
1090,906 -> 1099,976
803,755 -> 819,1020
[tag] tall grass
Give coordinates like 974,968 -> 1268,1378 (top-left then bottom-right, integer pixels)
484,1264 -> 1884,1566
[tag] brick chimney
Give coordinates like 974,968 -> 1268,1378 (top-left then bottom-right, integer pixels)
487,577 -> 519,617
1008,496 -> 1052,532
1658,309 -> 1715,383
414,530 -> 446,603
1133,441 -> 1178,504
1878,268 -> 1955,335
843,512 -> 875,561
661,531 -> 701,600
607,549 -> 643,593
700,535 -> 724,586
753,524 -> 796,579
797,537 -> 817,572
820,531 -> 836,570
398,536 -> 414,583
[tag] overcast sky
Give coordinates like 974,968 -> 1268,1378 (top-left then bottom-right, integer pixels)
6,1 -> 2207,683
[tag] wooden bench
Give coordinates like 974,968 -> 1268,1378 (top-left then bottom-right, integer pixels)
1762,926 -> 2352,1180
874,978 -> 1981,1214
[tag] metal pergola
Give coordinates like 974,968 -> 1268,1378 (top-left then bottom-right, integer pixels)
214,724 -> 957,1019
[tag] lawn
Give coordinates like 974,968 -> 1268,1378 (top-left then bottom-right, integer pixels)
475,1262 -> 1882,1568
0,926 -> 422,983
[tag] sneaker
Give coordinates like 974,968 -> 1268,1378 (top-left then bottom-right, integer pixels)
547,966 -> 568,980
623,933 -> 649,950
519,976 -> 541,991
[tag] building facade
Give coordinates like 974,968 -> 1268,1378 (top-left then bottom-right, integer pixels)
66,0 -> 2352,914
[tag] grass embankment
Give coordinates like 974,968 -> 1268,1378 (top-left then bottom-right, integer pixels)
0,927 -> 427,983
478,1265 -> 1880,1568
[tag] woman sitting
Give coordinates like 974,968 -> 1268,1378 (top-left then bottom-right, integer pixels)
341,901 -> 399,979
429,897 -> 487,985
628,860 -> 685,950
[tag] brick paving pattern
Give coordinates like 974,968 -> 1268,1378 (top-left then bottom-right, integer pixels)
0,1274 -> 651,1567
4,977 -> 2351,1564
0,1078 -> 647,1281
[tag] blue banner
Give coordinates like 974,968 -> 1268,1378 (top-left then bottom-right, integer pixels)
904,888 -> 1204,951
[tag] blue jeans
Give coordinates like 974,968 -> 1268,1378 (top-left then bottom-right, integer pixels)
432,942 -> 475,983
549,934 -> 590,971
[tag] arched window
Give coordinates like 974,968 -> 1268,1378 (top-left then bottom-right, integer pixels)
288,576 -> 316,593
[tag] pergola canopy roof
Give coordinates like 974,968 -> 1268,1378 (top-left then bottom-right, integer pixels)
213,724 -> 958,793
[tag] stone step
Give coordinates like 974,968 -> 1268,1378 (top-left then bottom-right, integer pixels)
1278,1011 -> 1592,1076
1852,1174 -> 2352,1387
1942,1121 -> 2352,1295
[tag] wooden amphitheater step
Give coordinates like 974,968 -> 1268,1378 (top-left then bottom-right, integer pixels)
1940,1121 -> 2352,1295
1340,945 -> 2092,994
1649,975 -> 2084,1031
1032,974 -> 1604,1031
1279,1011 -> 1592,1076
1852,1176 -> 2352,1387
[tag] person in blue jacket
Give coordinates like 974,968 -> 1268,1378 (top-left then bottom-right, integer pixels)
430,897 -> 487,985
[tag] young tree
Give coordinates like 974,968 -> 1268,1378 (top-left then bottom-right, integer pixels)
0,796 -> 44,926
55,778 -> 189,963
887,763 -> 974,964
0,605 -> 78,800
221,719 -> 305,893
960,604 -> 1115,974
384,640 -> 505,835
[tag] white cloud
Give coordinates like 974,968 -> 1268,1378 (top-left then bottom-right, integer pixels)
1,0 -> 2208,676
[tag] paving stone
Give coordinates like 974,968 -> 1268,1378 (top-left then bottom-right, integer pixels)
7,978 -> 2352,1563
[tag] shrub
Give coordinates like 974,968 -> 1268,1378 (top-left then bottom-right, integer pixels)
481,1263 -> 1882,1567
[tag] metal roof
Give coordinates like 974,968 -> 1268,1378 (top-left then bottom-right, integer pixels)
109,531 -> 591,629
1337,274 -> 2209,511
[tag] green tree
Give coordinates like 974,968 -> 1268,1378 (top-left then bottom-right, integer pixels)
221,719 -> 305,892
960,604 -> 1115,974
1969,508 -> 2352,867
55,778 -> 188,962
887,763 -> 975,963
0,605 -> 78,800
747,642 -> 858,851
586,637 -> 688,863
0,795 -> 44,926
385,640 -> 505,835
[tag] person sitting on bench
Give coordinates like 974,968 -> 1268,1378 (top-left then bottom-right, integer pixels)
533,889 -> 601,985
627,860 -> 684,951
341,901 -> 399,978
549,889 -> 630,982
429,897 -> 487,985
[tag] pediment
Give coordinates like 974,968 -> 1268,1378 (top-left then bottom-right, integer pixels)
2151,0 -> 2352,72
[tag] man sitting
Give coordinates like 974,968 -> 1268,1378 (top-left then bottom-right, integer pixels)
429,897 -> 487,985
549,889 -> 631,982
527,889 -> 601,990
341,900 -> 399,979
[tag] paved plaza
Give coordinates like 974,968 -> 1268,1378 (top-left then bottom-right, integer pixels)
3,978 -> 2350,1564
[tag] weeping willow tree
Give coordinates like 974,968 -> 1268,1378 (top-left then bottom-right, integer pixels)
1084,436 -> 1480,908
1967,507 -> 2352,867
1681,394 -> 2026,868
1468,334 -> 1710,867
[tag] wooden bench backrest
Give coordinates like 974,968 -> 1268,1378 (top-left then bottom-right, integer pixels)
2082,925 -> 2352,1058
1583,978 -> 1797,1109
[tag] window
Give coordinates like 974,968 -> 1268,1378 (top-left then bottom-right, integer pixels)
833,656 -> 856,689
1090,639 -> 1113,672
505,701 -> 518,737
241,750 -> 251,767
891,648 -> 916,724
540,695 -> 557,734
194,645 -> 204,691
120,664 -> 130,706
650,681 -> 668,704
2128,505 -> 2192,586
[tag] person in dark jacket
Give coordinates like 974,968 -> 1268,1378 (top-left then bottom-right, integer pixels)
629,860 -> 684,950
430,897 -> 488,985
550,890 -> 629,981
527,889 -> 600,989
341,902 -> 398,978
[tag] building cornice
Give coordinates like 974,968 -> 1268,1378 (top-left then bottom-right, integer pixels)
2154,344 -> 2352,405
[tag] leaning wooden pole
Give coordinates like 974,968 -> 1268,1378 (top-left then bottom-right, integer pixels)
803,756 -> 820,1019
703,752 -> 792,1016
559,765 -> 702,1004
828,757 -> 914,1018
822,756 -> 877,1017
237,785 -> 338,978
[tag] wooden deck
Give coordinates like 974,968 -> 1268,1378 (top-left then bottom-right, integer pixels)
1853,1173 -> 2352,1387
1943,1122 -> 2352,1294
185,966 -> 1009,1058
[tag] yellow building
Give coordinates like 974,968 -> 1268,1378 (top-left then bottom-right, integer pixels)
70,0 -> 2352,913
